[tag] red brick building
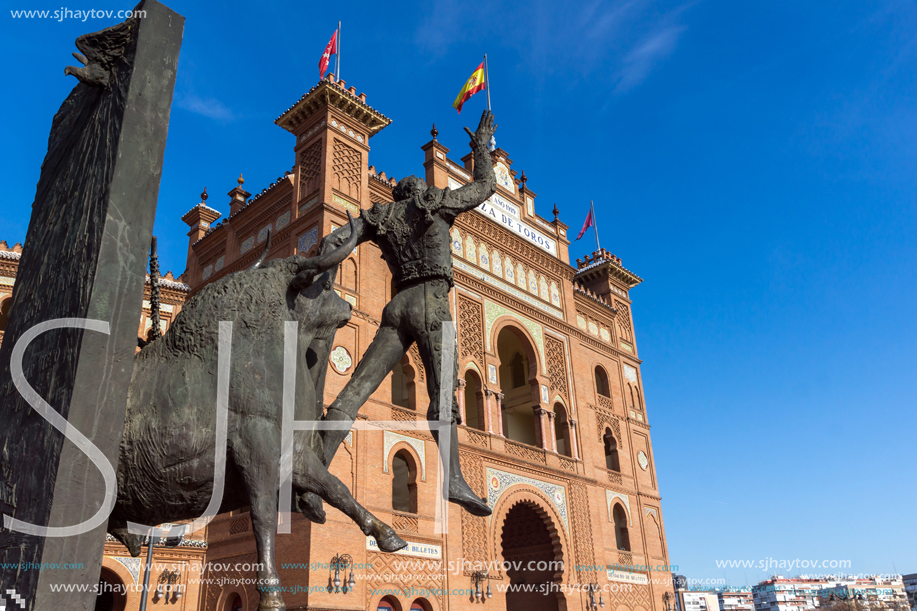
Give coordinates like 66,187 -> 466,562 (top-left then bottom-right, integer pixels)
185,74 -> 674,611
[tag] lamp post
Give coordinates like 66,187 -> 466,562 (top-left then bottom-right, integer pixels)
471,571 -> 492,603
328,554 -> 355,594
138,528 -> 183,611
587,583 -> 606,610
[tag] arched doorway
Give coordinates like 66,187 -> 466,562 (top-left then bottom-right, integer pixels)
377,595 -> 401,611
224,593 -> 244,611
496,327 -> 537,445
94,567 -> 126,611
501,503 -> 562,611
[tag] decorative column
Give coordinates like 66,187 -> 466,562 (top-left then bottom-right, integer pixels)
456,378 -> 467,424
495,392 -> 505,437
547,411 -> 558,453
533,407 -> 550,450
568,418 -> 580,460
483,389 -> 495,434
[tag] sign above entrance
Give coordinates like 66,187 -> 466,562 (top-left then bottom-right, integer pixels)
366,537 -> 442,559
607,569 -> 649,585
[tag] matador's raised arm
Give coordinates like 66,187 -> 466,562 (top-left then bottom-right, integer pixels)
442,110 -> 498,212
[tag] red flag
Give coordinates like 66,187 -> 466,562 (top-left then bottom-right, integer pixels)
319,30 -> 338,79
575,208 -> 594,241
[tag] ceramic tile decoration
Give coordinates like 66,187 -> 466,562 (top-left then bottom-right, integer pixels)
275,210 -> 291,231
214,255 -> 225,271
240,236 -> 255,255
299,195 -> 319,216
488,363 -> 497,384
257,223 -> 272,244
383,431 -> 426,480
638,451 -> 649,470
332,194 -> 359,215
112,556 -> 142,584
453,258 -> 563,320
483,299 -> 546,368
487,467 -> 568,530
330,346 -> 353,373
298,227 -> 318,254
606,490 -> 631,524
623,364 -> 638,384
202,264 -> 213,280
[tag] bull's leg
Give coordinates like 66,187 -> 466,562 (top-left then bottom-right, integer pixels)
235,437 -> 286,611
294,452 -> 408,553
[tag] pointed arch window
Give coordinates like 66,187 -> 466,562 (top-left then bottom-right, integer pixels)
391,450 -> 417,514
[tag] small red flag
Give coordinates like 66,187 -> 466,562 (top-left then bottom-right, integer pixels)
575,208 -> 594,241
319,30 -> 338,79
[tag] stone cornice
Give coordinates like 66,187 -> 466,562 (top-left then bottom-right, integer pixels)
275,78 -> 391,137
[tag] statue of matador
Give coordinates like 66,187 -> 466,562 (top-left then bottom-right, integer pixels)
305,110 -> 498,518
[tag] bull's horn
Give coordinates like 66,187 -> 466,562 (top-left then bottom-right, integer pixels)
299,212 -> 358,273
249,230 -> 272,270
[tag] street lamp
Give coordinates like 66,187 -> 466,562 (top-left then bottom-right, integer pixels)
138,527 -> 183,611
471,571 -> 492,603
328,554 -> 355,594
588,583 -> 606,610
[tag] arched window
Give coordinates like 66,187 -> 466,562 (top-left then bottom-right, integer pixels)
595,366 -> 610,398
554,403 -> 572,457
604,429 -> 620,472
224,594 -> 243,611
391,450 -> 417,513
0,298 -> 11,333
463,370 -> 484,431
391,357 -> 416,410
340,258 -> 357,291
613,504 -> 630,551
497,327 -> 538,446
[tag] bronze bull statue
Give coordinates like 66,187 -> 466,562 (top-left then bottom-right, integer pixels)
108,214 -> 406,610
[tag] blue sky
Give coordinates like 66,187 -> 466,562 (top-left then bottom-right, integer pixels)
3,0 -> 916,585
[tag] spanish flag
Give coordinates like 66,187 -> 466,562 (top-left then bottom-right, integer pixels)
453,62 -> 486,113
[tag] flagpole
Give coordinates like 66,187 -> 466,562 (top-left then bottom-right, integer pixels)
483,53 -> 492,111
591,201 -> 601,251
336,21 -> 341,80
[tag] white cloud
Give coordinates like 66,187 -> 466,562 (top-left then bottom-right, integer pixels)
613,25 -> 685,94
177,93 -> 235,122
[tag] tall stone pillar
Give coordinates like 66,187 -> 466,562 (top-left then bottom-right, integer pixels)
456,378 -> 467,424
569,418 -> 580,460
494,392 -> 505,437
533,407 -> 549,450
0,3 -> 183,608
483,389 -> 495,434
547,411 -> 558,453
